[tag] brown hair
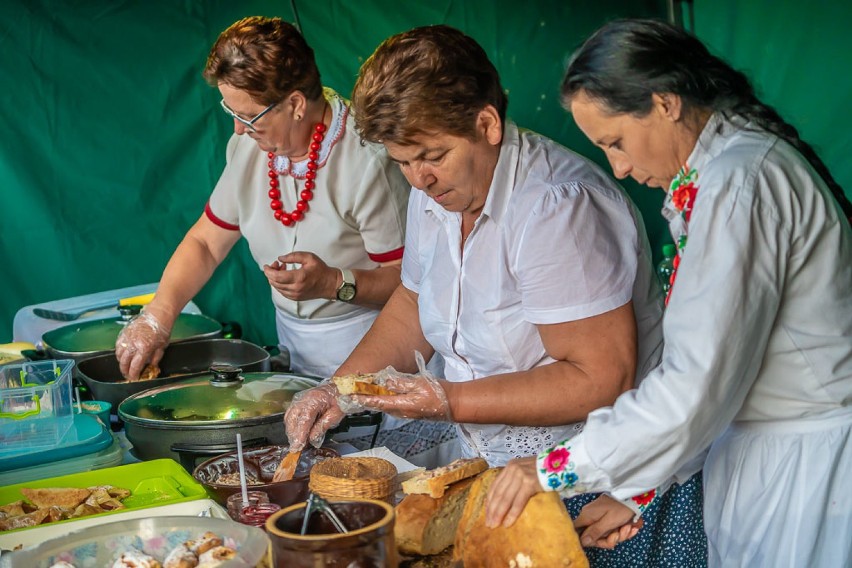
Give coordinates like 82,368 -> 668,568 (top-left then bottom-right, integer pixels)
352,25 -> 507,144
203,16 -> 322,105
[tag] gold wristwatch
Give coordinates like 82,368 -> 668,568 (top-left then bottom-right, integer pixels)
336,268 -> 356,302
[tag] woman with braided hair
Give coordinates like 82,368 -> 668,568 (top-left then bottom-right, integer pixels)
487,18 -> 852,567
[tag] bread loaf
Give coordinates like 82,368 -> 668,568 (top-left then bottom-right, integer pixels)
402,457 -> 488,498
332,373 -> 394,396
395,476 -> 477,556
453,468 -> 588,568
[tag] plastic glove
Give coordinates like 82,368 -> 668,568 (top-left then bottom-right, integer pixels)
115,310 -> 171,381
284,381 -> 344,452
346,351 -> 452,421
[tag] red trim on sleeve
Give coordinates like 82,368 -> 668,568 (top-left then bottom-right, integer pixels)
368,246 -> 404,263
205,202 -> 240,231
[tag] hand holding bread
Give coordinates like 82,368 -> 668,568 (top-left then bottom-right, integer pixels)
484,456 -> 542,529
348,372 -> 452,420
394,458 -> 589,566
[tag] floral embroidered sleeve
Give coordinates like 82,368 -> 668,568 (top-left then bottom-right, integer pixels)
537,438 -> 672,521
537,439 -> 583,492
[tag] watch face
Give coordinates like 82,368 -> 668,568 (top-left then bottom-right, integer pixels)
337,283 -> 356,302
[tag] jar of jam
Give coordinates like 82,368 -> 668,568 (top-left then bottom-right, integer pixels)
227,491 -> 281,528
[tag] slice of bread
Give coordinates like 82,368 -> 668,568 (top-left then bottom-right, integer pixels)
453,468 -> 589,568
332,373 -> 394,396
20,487 -> 91,509
401,457 -> 488,499
395,476 -> 478,556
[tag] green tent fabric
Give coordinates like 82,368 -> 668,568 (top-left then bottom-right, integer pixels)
0,0 -> 665,345
1,1 -> 848,346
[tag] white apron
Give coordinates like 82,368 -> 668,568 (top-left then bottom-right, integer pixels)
703,408 -> 852,567
275,306 -> 378,379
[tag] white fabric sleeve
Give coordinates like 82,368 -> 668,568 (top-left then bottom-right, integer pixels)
538,165 -> 788,499
206,134 -> 244,225
400,190 -> 424,294
349,146 -> 408,259
514,183 -> 638,324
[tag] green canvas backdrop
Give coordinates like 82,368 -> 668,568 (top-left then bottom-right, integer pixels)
1,1 -> 848,346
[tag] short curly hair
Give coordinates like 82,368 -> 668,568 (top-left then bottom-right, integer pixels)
203,16 -> 322,105
352,25 -> 507,144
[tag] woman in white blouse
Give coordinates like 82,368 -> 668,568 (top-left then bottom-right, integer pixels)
487,19 -> 852,567
286,25 -> 708,565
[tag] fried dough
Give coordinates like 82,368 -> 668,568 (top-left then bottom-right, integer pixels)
20,487 -> 91,509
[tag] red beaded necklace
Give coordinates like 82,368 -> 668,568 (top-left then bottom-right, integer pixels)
268,122 -> 327,226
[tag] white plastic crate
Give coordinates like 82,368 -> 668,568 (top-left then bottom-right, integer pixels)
0,359 -> 74,452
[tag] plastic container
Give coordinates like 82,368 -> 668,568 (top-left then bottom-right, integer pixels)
3,515 -> 271,567
0,412 -> 112,471
0,359 -> 74,452
0,499 -> 227,552
657,243 -> 677,294
0,434 -> 123,487
0,459 -> 208,538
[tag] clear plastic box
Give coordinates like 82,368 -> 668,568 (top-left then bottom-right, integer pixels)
0,359 -> 74,452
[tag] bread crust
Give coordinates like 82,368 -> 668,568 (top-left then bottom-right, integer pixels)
453,468 -> 589,568
401,458 -> 488,498
395,476 -> 477,556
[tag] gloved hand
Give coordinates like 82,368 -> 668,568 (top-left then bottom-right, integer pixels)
115,310 -> 171,381
346,352 -> 452,421
284,381 -> 344,452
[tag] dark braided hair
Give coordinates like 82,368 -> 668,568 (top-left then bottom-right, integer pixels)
561,18 -> 852,218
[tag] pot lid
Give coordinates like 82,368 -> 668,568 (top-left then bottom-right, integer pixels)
118,368 -> 320,427
42,313 -> 222,355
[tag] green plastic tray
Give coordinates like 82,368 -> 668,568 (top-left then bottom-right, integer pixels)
0,459 -> 206,534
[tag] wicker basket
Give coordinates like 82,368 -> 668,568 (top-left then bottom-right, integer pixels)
309,457 -> 398,504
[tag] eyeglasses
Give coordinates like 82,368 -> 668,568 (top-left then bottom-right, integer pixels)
219,99 -> 277,132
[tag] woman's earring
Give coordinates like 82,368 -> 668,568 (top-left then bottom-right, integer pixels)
295,114 -> 302,121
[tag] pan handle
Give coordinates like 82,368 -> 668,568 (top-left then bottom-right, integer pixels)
171,437 -> 269,472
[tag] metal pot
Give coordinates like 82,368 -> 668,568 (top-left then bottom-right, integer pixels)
41,311 -> 224,363
118,367 -> 321,471
76,338 -> 275,412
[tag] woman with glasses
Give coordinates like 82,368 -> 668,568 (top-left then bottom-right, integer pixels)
113,15 -> 425,427
117,16 -> 410,382
116,16 -> 461,468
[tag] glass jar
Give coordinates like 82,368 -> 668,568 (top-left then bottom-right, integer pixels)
227,491 -> 282,528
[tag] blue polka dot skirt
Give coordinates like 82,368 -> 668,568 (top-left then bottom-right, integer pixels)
565,472 -> 708,567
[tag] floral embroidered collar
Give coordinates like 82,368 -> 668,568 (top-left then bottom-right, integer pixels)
668,166 -> 699,222
662,165 -> 700,305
